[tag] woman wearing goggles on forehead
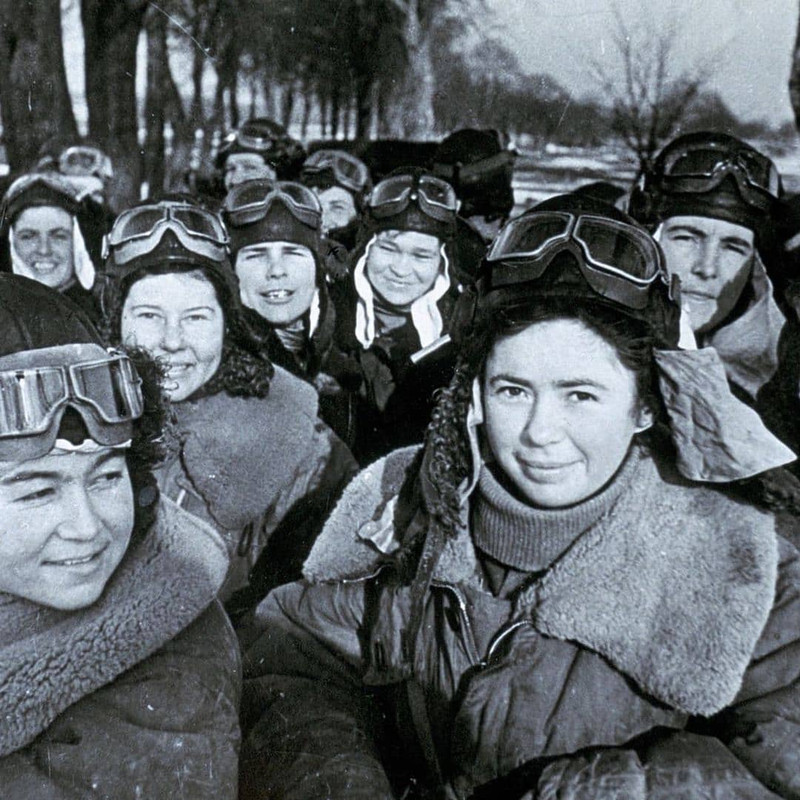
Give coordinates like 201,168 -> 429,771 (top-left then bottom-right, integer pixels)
331,167 -> 462,463
223,180 -> 357,446
0,173 -> 105,323
240,195 -> 800,800
300,149 -> 372,250
0,274 -> 239,798
102,197 -> 357,630
629,131 -> 800,472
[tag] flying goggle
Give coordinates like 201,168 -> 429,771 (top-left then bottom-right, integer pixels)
0,346 -> 143,461
432,149 -> 516,189
658,142 -> 781,208
222,179 -> 322,228
368,174 -> 457,223
58,146 -> 114,180
484,211 -> 668,310
302,150 -> 371,194
103,202 -> 229,265
221,120 -> 287,154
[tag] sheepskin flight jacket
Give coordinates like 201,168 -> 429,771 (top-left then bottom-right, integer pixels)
0,497 -> 242,799
240,444 -> 800,800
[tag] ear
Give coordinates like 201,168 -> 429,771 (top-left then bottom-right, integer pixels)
634,404 -> 655,434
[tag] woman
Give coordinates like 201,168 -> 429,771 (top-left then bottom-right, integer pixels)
332,167 -> 461,463
0,273 -> 239,798
222,179 -> 359,445
0,172 -> 104,321
240,196 -> 800,799
301,148 -> 371,251
102,198 -> 357,626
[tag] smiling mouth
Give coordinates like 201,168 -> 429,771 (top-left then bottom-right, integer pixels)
46,546 -> 107,568
260,289 -> 294,301
31,261 -> 61,272
165,363 -> 194,376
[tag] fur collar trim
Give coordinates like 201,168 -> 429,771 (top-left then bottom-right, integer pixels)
304,446 -> 779,716
172,365 -> 318,529
0,497 -> 228,756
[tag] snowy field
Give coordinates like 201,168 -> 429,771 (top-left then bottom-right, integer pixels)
512,140 -> 800,213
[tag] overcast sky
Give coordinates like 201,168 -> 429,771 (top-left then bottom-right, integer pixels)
488,0 -> 798,125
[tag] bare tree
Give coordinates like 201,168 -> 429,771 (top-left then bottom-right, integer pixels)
0,0 -> 77,170
590,3 -> 708,175
789,8 -> 800,132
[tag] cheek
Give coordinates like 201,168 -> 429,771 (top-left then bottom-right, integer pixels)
196,323 -> 225,365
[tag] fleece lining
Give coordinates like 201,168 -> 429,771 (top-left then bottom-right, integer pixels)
0,497 -> 228,757
304,445 -> 779,716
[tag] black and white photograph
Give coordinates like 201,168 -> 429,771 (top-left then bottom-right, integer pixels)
1,1 -> 800,797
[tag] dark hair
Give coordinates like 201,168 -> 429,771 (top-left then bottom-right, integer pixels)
425,298 -> 666,536
124,348 -> 169,545
101,263 -> 274,399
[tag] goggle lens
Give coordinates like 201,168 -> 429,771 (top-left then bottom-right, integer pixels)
0,355 -> 143,438
223,180 -> 322,227
574,218 -> 656,281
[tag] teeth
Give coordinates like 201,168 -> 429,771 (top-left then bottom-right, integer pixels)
33,262 -> 58,271
263,290 -> 291,299
57,554 -> 96,566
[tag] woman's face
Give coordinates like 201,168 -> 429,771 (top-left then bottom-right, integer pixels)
235,241 -> 317,326
0,447 -> 133,610
365,230 -> 442,308
121,271 -> 225,402
482,318 -> 651,508
12,206 -> 75,291
313,186 -> 358,233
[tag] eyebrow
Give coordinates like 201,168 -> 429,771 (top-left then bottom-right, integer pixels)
488,374 -> 610,391
0,450 -> 125,485
665,224 -> 753,250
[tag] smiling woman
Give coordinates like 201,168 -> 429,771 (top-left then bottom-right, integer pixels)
0,274 -> 239,799
103,197 -> 357,629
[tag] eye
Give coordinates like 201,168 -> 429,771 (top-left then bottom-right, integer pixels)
134,311 -> 161,320
185,313 -> 212,323
723,242 -> 750,256
494,385 -> 529,401
14,486 -> 55,503
51,230 -> 71,241
15,231 -> 35,241
91,470 -> 125,490
567,390 -> 598,403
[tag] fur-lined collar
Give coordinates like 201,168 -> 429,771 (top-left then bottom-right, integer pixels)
304,446 -> 779,716
0,497 -> 228,756
171,365 -> 318,530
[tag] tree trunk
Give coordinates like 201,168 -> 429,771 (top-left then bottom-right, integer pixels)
790,12 -> 800,131
82,0 -> 148,208
354,73 -> 372,142
143,5 -> 167,197
281,82 -> 295,129
0,0 -> 77,170
395,0 -> 435,138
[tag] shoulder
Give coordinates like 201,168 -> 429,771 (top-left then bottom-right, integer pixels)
303,445 -> 422,582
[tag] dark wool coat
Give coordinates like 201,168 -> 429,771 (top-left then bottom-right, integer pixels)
0,497 -> 241,799
329,278 -> 458,464
240,445 -> 800,800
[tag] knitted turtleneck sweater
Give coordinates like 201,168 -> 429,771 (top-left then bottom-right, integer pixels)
473,449 -> 640,597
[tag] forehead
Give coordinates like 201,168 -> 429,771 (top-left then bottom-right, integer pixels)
226,153 -> 268,168
14,205 -> 73,230
376,230 -> 441,251
125,271 -> 221,309
316,186 -> 355,205
486,318 -> 634,384
663,215 -> 755,242
239,241 -> 314,257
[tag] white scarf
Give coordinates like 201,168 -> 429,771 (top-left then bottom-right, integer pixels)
354,235 -> 451,350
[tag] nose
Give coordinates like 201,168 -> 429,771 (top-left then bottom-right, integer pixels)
56,486 -> 103,541
160,319 -> 185,353
388,253 -> 413,277
264,252 -> 286,278
691,241 -> 719,279
36,235 -> 52,255
520,396 -> 563,447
